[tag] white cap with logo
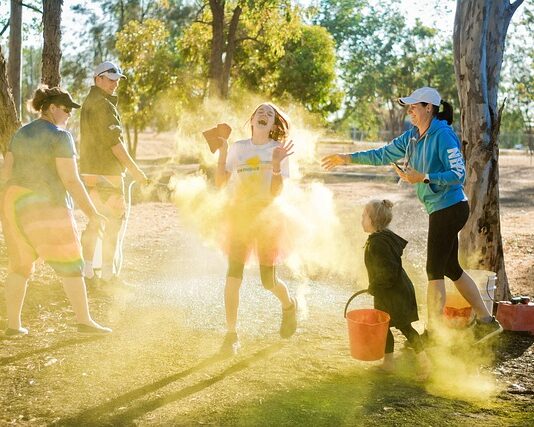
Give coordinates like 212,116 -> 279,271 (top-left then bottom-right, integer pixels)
398,87 -> 441,106
93,61 -> 126,81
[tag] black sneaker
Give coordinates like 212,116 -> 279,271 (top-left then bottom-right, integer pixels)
219,332 -> 240,356
472,317 -> 503,344
280,298 -> 298,339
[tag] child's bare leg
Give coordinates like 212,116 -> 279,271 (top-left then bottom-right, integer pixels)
224,276 -> 242,333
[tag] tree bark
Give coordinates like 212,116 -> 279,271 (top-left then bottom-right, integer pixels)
0,46 -> 21,156
208,0 -> 225,98
8,0 -> 22,116
221,5 -> 242,98
454,0 -> 524,300
41,0 -> 63,88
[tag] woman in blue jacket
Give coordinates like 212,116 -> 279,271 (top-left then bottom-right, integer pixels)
322,87 -> 502,344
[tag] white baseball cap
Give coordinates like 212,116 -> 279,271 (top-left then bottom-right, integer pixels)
398,87 -> 441,106
93,61 -> 126,81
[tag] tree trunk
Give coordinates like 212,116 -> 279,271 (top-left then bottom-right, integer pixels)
41,0 -> 63,87
0,46 -> 21,156
454,0 -> 524,301
208,0 -> 225,98
221,5 -> 242,99
8,0 -> 22,116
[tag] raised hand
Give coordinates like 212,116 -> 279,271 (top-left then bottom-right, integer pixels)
272,140 -> 295,167
321,153 -> 349,171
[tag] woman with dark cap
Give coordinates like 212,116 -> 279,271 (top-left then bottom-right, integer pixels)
1,86 -> 111,336
322,87 -> 502,345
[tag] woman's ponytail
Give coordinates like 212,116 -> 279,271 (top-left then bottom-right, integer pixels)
436,100 -> 453,125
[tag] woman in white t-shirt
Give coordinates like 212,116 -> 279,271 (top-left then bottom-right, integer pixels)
215,103 -> 296,355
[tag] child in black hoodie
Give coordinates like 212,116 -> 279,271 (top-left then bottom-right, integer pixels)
362,199 -> 430,379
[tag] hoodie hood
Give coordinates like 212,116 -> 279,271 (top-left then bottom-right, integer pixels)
368,229 -> 407,258
423,116 -> 450,137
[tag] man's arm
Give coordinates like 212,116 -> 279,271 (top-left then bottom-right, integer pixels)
56,156 -> 102,219
111,143 -> 148,183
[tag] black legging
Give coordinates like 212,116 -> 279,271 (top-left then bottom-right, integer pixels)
426,201 -> 469,281
385,324 -> 423,354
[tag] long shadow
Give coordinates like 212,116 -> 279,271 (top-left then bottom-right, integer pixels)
57,342 -> 284,426
0,335 -> 105,366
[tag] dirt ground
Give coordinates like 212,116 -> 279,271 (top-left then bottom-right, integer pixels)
0,142 -> 532,426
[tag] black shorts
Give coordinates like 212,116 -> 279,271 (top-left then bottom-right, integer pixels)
426,201 -> 469,281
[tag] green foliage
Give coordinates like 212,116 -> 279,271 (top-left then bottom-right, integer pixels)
501,4 -> 533,132
181,0 -> 302,98
274,25 -> 342,117
316,1 -> 457,138
115,18 -> 176,135
179,1 -> 339,118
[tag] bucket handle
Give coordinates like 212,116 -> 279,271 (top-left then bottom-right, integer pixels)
484,274 -> 497,303
344,289 -> 369,318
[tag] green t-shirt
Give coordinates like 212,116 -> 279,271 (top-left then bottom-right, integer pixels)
9,118 -> 76,207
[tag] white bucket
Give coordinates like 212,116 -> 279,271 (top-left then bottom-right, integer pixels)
444,270 -> 497,314
466,269 -> 497,315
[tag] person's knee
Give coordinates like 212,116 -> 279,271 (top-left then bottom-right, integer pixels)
259,265 -> 276,290
227,260 -> 244,280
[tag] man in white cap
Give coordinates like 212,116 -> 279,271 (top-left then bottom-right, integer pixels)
79,61 -> 148,287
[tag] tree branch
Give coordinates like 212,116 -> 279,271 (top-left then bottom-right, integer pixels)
234,35 -> 261,44
194,19 -> 212,25
0,20 -> 9,37
509,0 -> 525,16
20,1 -> 42,14
193,2 -> 208,21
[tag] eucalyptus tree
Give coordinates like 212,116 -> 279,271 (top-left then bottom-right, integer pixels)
454,0 -> 525,299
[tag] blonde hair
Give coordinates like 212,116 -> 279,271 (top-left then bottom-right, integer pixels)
366,199 -> 394,231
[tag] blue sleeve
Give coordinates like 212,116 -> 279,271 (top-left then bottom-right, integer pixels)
349,129 -> 411,165
428,130 -> 466,186
53,131 -> 77,158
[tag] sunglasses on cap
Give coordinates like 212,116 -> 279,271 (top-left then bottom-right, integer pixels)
98,67 -> 121,76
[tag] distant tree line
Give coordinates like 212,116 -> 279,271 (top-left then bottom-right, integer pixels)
0,0 -> 532,149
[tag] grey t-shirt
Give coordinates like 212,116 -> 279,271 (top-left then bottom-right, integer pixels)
9,119 -> 76,207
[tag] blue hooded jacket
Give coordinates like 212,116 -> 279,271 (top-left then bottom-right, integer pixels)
350,118 -> 467,214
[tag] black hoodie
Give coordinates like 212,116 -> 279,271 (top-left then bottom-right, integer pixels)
364,229 -> 419,327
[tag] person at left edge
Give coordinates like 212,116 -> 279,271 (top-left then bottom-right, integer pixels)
0,86 -> 111,336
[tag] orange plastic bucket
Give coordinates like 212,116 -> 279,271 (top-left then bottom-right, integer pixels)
344,290 -> 390,361
443,306 -> 473,328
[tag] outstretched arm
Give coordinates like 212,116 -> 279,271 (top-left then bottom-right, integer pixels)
321,130 -> 413,171
321,153 -> 351,170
